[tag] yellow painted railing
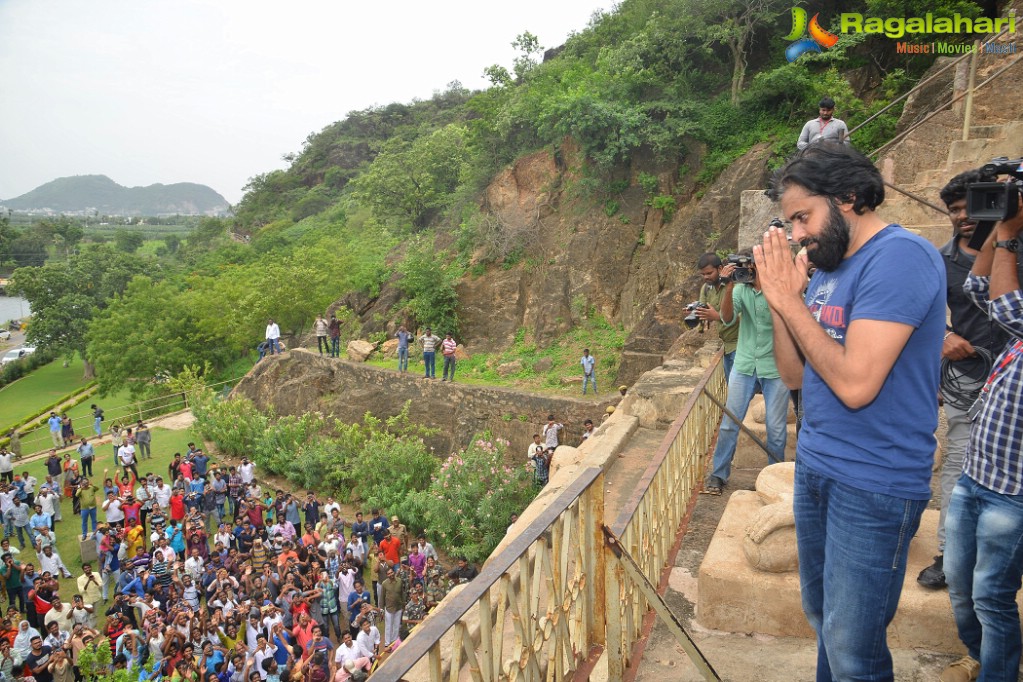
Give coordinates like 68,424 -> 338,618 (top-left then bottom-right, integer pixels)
371,356 -> 727,682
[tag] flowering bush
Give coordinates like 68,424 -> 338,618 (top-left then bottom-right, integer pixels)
411,434 -> 536,563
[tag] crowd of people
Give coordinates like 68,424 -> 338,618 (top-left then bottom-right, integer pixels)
0,430 -> 484,682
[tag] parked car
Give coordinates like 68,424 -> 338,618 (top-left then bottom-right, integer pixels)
0,346 -> 34,366
0,330 -> 10,341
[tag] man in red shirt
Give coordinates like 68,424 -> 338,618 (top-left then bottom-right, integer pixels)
378,531 -> 401,566
440,332 -> 458,382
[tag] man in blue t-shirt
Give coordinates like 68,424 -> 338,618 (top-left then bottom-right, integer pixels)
395,325 -> 412,373
758,143 -> 945,680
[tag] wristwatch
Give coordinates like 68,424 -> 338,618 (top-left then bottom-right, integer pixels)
994,238 -> 1020,252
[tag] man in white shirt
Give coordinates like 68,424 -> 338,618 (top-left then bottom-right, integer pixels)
238,459 -> 256,486
332,632 -> 372,681
0,450 -> 13,483
117,443 -> 138,478
265,319 -> 281,355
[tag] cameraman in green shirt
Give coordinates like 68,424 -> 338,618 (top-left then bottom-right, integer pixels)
695,253 -> 741,379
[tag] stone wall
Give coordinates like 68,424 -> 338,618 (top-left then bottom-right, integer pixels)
231,350 -> 619,460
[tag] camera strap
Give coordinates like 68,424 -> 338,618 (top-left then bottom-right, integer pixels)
968,339 -> 1022,420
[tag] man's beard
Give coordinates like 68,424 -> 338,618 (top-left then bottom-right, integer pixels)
802,201 -> 850,272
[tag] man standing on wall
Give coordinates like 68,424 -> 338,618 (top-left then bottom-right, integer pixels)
580,348 -> 597,395
440,332 -> 458,382
395,325 -> 412,373
314,315 -> 329,356
418,328 -> 440,379
757,142 -> 945,680
265,319 -> 281,355
796,97 -> 850,151
328,314 -> 341,358
694,253 -> 741,380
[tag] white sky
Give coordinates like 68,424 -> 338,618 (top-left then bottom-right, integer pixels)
0,0 -> 607,205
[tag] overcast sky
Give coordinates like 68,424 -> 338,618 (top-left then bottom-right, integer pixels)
0,0 -> 606,205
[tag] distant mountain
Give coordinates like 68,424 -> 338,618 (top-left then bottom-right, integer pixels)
0,175 -> 230,216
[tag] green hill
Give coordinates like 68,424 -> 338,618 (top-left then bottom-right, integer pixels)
1,174 -> 230,216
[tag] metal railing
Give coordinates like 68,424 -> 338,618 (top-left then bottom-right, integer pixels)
606,358 -> 727,676
371,356 -> 728,682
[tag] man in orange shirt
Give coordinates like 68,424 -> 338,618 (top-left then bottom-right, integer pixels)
378,531 -> 401,566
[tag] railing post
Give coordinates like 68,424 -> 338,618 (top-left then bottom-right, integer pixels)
963,39 -> 980,140
605,541 -> 625,682
583,472 -> 605,648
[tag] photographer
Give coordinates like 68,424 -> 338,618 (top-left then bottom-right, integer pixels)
943,193 -> 1023,682
703,249 -> 790,496
918,170 -> 1021,591
694,253 -> 741,379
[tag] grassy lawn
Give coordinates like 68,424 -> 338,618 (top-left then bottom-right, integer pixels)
0,357 -> 93,429
15,385 -> 160,455
8,424 -> 205,600
358,316 -> 626,396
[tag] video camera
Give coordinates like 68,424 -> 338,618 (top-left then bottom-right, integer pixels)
965,157 -> 1023,249
683,302 -> 709,329
726,254 -> 755,284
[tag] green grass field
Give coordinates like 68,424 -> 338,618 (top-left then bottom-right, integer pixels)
7,423 -> 204,600
0,357 -> 93,429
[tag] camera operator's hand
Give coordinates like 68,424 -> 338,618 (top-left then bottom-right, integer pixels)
694,305 -> 720,322
996,196 -> 1023,238
719,263 -> 737,280
942,333 -> 976,361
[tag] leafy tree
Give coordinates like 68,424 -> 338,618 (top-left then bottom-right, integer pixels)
163,234 -> 181,254
40,216 -> 85,258
10,246 -> 151,378
396,239 -> 462,334
9,233 -> 48,268
113,230 -> 144,253
0,217 -> 18,268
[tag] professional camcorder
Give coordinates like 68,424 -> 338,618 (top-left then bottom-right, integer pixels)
965,157 -> 1023,249
726,254 -> 755,284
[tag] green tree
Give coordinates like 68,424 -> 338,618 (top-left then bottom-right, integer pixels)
9,246 -> 151,378
39,216 -> 85,258
0,217 -> 18,268
396,239 -> 462,333
163,234 -> 181,254
9,233 -> 48,267
113,230 -> 144,253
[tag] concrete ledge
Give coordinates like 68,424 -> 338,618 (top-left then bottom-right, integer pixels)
697,493 -> 1011,653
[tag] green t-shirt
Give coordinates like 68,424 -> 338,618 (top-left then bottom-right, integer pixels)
1,561 -> 22,589
721,283 -> 779,379
700,282 -> 740,353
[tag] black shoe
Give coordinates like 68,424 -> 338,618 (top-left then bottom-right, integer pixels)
917,555 -> 946,589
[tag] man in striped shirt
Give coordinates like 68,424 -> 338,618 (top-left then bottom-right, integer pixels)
943,205 -> 1023,682
440,333 -> 458,382
418,328 -> 440,379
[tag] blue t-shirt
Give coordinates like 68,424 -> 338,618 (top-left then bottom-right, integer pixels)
396,330 -> 412,350
798,225 -> 945,500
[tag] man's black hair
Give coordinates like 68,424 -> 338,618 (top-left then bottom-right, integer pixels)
697,253 -> 722,269
939,168 -> 995,208
819,96 -> 835,109
768,142 -> 884,215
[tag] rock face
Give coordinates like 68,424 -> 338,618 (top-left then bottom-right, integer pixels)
232,351 -> 619,460
346,340 -> 375,362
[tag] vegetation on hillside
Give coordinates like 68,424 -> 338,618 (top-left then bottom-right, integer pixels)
5,0 -> 985,393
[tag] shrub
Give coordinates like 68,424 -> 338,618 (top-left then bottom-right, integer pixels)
412,434 -> 535,563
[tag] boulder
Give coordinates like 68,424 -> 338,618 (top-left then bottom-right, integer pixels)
496,360 -> 524,376
532,357 -> 553,373
347,340 -> 376,362
560,375 -> 583,385
454,345 -> 471,361
379,339 -> 399,359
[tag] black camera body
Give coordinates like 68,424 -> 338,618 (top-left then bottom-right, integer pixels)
965,157 -> 1023,249
727,254 -> 755,284
683,301 -> 708,329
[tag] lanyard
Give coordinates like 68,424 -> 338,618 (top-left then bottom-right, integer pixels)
818,118 -> 833,135
981,339 -> 1023,394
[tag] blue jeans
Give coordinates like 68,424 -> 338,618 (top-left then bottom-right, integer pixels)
583,373 -> 597,394
331,337 -> 340,357
442,355 -> 456,380
268,338 -> 281,354
7,525 -> 26,549
722,351 -> 735,382
709,370 -> 788,484
317,336 -> 329,354
81,507 -> 97,536
397,347 -> 409,372
93,417 -> 102,437
945,474 -> 1023,681
423,351 -> 436,378
794,461 -> 926,681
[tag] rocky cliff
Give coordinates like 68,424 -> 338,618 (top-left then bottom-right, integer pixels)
232,350 -> 619,460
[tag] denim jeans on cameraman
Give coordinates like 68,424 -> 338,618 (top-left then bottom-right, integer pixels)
709,370 -> 788,484
794,460 -> 926,681
397,346 -> 409,372
945,474 -> 1023,682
